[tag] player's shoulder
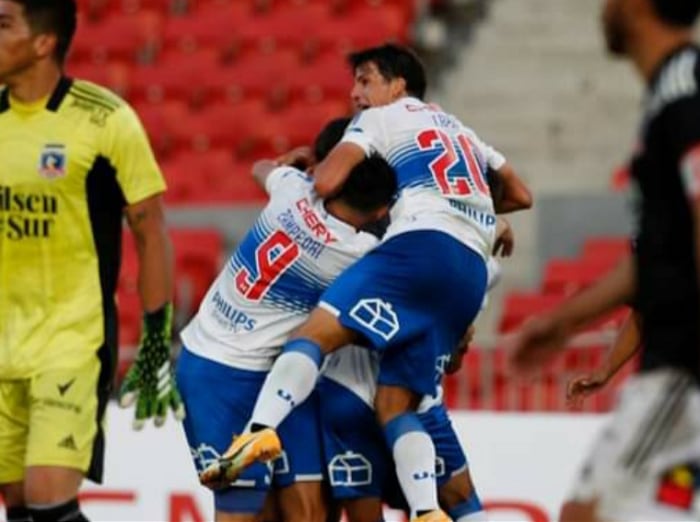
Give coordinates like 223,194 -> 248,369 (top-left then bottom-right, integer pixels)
68,79 -> 128,111
648,46 -> 700,117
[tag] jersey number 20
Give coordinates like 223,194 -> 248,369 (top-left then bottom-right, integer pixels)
235,230 -> 300,301
416,129 -> 490,197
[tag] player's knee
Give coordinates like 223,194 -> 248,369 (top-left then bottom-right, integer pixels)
0,482 -> 26,509
559,499 -> 597,522
28,498 -> 89,522
291,308 -> 355,353
374,386 -> 421,426
24,466 -> 82,504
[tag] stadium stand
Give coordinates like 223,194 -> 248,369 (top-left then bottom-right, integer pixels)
69,0 -> 641,414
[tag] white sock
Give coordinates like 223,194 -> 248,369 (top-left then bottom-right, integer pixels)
391,430 -> 440,517
250,348 -> 320,429
457,511 -> 489,521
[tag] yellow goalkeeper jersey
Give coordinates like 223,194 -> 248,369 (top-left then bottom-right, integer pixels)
0,77 -> 166,379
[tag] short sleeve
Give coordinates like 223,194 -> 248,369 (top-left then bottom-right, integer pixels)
462,125 -> 507,170
100,104 -> 166,205
668,95 -> 700,200
265,166 -> 310,195
342,107 -> 388,157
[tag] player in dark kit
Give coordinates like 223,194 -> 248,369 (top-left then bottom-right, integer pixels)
511,0 -> 700,520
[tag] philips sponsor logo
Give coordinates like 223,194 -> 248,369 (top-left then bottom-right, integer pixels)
449,199 -> 496,227
211,290 -> 256,331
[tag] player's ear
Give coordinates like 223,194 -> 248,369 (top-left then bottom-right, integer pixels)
390,77 -> 407,99
33,32 -> 57,61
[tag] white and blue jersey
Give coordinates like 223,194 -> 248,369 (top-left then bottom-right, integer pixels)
180,167 -> 378,371
176,167 -> 379,514
319,97 -> 503,397
343,97 -> 504,260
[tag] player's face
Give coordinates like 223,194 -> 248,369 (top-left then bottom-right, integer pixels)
351,62 -> 405,112
602,0 -> 632,56
0,1 -> 39,82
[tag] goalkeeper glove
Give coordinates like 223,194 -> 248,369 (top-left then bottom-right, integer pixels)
118,303 -> 185,430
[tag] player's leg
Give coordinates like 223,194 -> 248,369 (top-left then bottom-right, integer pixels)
319,377 -> 390,522
272,390 -> 327,522
0,380 -> 31,522
419,405 -> 486,521
0,482 -> 30,522
176,347 -> 271,521
564,369 -> 700,522
22,354 -> 109,522
559,500 -> 598,522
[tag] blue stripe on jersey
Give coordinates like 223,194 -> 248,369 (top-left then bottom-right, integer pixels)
385,140 -> 488,194
228,216 -> 330,313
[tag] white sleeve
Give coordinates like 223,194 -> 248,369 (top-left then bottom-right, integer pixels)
265,166 -> 309,195
341,107 -> 388,157
462,126 -> 507,170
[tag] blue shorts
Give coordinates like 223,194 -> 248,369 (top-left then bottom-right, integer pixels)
176,347 -> 324,514
319,378 -> 469,504
318,377 -> 392,500
320,231 -> 487,397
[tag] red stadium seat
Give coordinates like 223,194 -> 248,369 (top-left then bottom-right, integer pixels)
132,99 -> 191,157
161,3 -> 248,56
582,237 -> 631,265
541,258 -> 616,296
129,48 -> 221,106
498,292 -> 567,333
171,228 -> 225,318
71,10 -> 162,63
272,100 -> 351,150
65,61 -> 131,98
292,56 -> 354,104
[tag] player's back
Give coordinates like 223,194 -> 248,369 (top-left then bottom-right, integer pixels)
344,97 -> 501,259
180,167 -> 378,371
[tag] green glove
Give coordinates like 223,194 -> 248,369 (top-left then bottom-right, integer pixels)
118,303 -> 185,430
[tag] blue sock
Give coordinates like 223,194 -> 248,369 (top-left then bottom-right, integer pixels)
450,490 -> 487,521
249,338 -> 322,429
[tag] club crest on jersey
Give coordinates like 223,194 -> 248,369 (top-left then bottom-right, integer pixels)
38,144 -> 67,179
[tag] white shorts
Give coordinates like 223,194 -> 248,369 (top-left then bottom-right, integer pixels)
568,368 -> 700,521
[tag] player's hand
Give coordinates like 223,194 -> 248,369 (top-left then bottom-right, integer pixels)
493,217 -> 514,257
566,370 -> 609,408
275,146 -> 315,171
508,314 -> 570,376
118,303 -> 185,430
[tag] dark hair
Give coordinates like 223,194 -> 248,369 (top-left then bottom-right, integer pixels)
348,43 -> 427,100
650,0 -> 700,27
12,0 -> 77,63
313,117 -> 351,162
334,154 -> 397,212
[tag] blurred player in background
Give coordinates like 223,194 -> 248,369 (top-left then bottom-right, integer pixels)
209,43 -> 529,522
0,1 -> 182,521
566,310 -> 641,408
180,118 -> 397,522
511,0 -> 700,520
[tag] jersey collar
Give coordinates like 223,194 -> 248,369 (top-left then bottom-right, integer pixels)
0,76 -> 73,114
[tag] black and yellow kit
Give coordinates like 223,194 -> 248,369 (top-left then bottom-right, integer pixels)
0,77 -> 165,482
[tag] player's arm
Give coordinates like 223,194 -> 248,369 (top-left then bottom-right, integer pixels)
510,255 -> 636,374
252,146 -> 315,190
314,142 -> 366,197
492,163 -> 533,214
124,195 -> 173,311
315,109 -> 387,197
567,310 -> 641,406
104,103 -> 184,428
672,93 -> 700,347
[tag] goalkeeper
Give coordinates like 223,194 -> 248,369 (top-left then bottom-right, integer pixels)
0,2 -> 182,521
